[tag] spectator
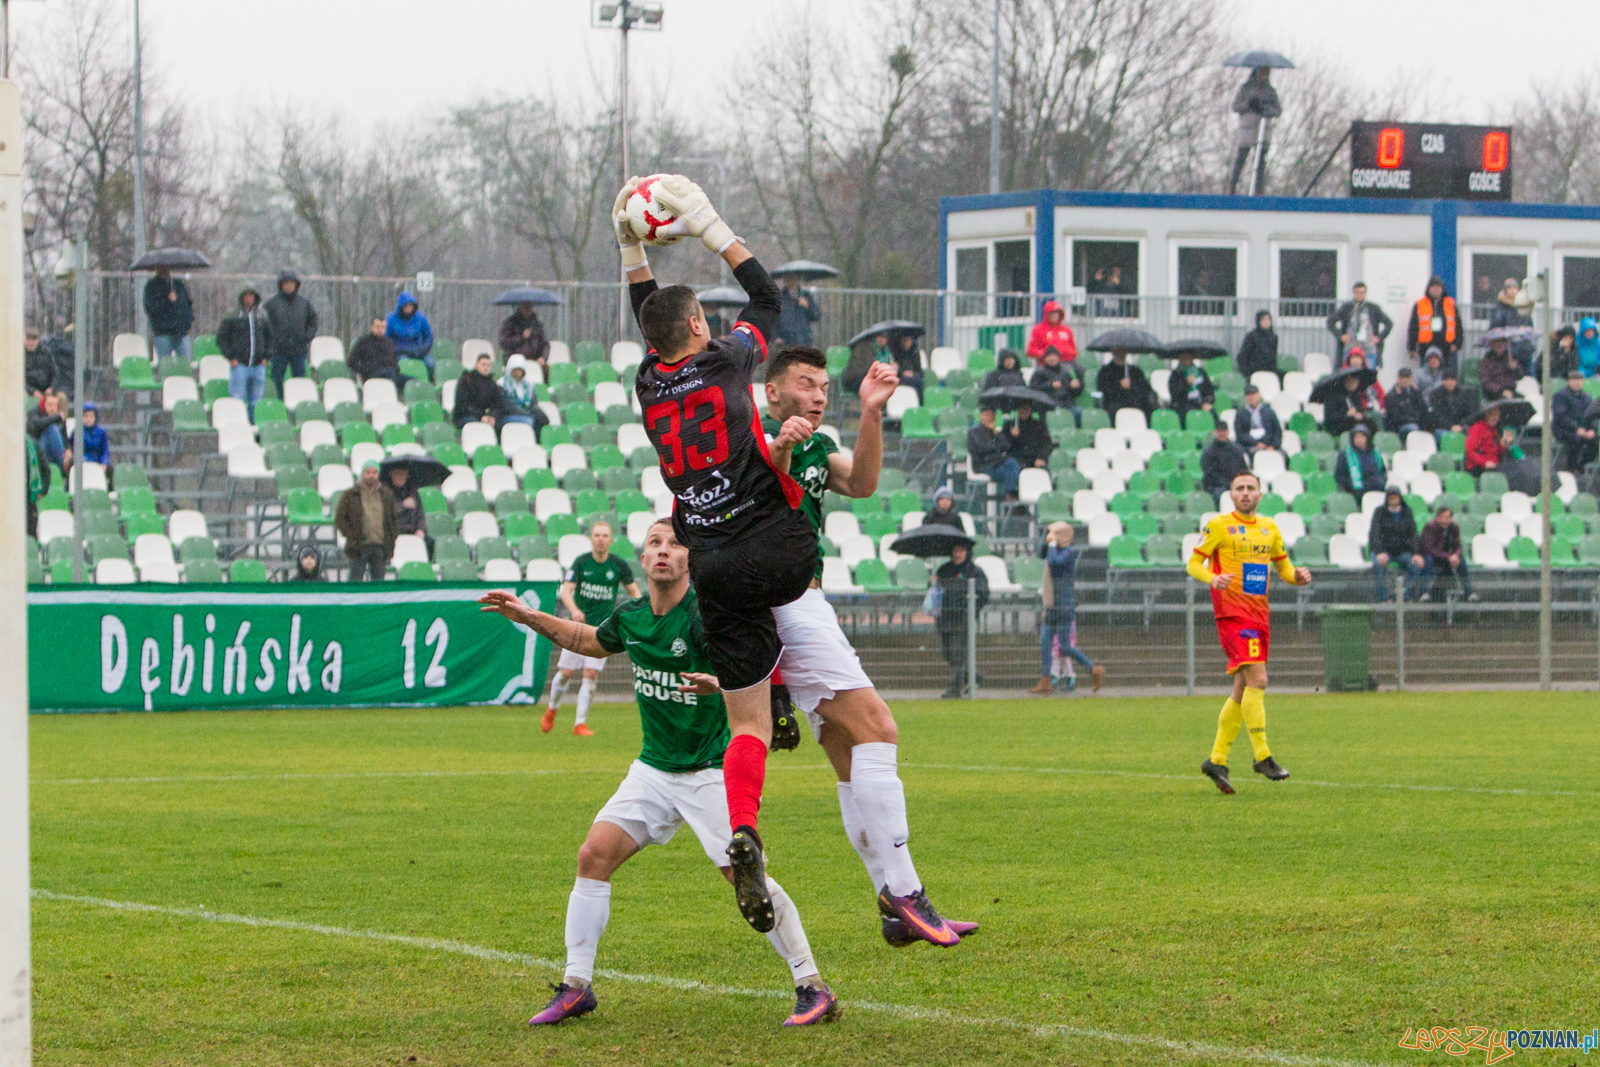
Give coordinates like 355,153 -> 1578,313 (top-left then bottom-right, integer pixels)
1368,485 -> 1423,602
1383,368 -> 1428,436
1425,368 -> 1473,440
1228,66 -> 1281,195
1417,505 -> 1478,602
1465,405 -> 1515,474
1031,521 -> 1102,695
1200,422 -> 1249,500
25,435 -> 45,539
79,402 -> 110,469
774,275 -> 821,348
385,291 -> 434,377
1415,346 -> 1448,395
1551,368 -> 1598,473
24,328 -> 54,397
500,354 -> 549,433
1322,371 -> 1371,438
1407,276 -> 1462,369
922,486 -> 962,528
1232,383 -> 1281,454
1167,348 -> 1215,430
43,327 -> 75,400
983,348 -> 1026,392
1235,310 -> 1279,378
1579,318 -> 1600,378
1095,349 -> 1154,419
291,544 -> 326,582
349,318 -> 404,386
335,460 -> 398,582
1028,346 -> 1085,425
264,268 -> 318,401
1005,400 -> 1052,469
217,287 -> 271,421
1545,326 -> 1578,381
1326,281 -> 1392,364
1025,301 -> 1077,365
28,393 -> 71,473
498,300 -> 551,371
1477,336 -> 1521,401
935,541 -> 989,699
1344,348 -> 1385,406
893,333 -> 925,400
386,465 -> 424,537
1490,278 -> 1536,372
1333,426 -> 1386,500
967,406 -> 1021,499
453,351 -> 509,429
142,266 -> 195,361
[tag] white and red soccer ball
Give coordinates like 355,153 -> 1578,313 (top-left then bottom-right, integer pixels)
623,174 -> 684,247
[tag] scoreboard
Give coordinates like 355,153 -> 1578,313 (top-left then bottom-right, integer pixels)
1348,121 -> 1513,201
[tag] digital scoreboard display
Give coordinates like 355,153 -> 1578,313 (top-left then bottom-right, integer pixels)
1349,121 -> 1512,201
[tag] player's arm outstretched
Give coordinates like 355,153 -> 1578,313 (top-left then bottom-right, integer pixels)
479,590 -> 611,658
826,362 -> 898,498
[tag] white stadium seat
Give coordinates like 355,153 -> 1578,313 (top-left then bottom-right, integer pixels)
1150,369 -> 1171,403
197,355 -> 230,385
549,443 -> 588,480
370,402 -> 408,434
1344,511 -> 1371,544
1483,513 -> 1518,546
929,347 -> 962,380
440,469 -> 477,501
593,381 -> 630,414
1557,471 -> 1579,504
1410,471 -> 1443,503
309,336 -> 345,367
36,510 -> 73,545
640,466 -> 667,500
1093,428 -> 1126,458
1181,532 -> 1204,560
1328,534 -> 1366,569
96,558 -> 136,585
526,559 -> 566,582
1127,429 -> 1163,460
211,397 -> 249,430
1282,371 -> 1314,403
1302,353 -> 1333,379
392,535 -> 428,567
1268,471 -> 1304,503
112,333 -> 149,361
617,424 -> 652,455
167,510 -> 208,544
611,341 -> 644,372
318,464 -> 354,499
1280,430 -> 1301,456
134,534 -> 175,570
839,535 -> 876,570
1075,449 -> 1109,477
546,341 -> 571,365
77,463 -> 108,492
459,512 -> 500,547
1274,512 -> 1306,547
1472,534 -> 1513,569
139,559 -> 181,584
1390,452 -> 1424,482
216,423 -> 255,457
440,379 -> 458,412
461,339 -> 494,364
1406,430 -> 1437,456
322,378 -> 360,409
362,377 -> 398,413
282,377 -> 320,410
482,558 -> 522,582
1249,371 -> 1281,401
1252,450 -> 1286,482
534,488 -> 573,523
227,443 -> 272,480
1090,471 -> 1126,499
460,422 -> 498,455
1087,513 -> 1123,548
975,555 -> 1019,593
1517,513 -> 1544,546
1109,451 -> 1145,478
1499,491 -> 1533,520
348,442 -> 385,473
1362,491 -> 1387,517
1072,490 -> 1106,521
299,420 -> 338,452
480,466 -> 520,500
626,510 -> 657,547
1114,408 -> 1147,434
823,512 -> 861,543
820,557 -> 860,595
886,386 -> 920,420
162,376 -> 198,411
1018,468 -> 1052,505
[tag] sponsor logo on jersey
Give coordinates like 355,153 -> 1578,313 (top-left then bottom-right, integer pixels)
671,638 -> 688,656
630,662 -> 698,704
678,469 -> 734,511
1241,562 -> 1269,595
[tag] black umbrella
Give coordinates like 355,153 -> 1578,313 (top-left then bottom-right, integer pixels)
128,247 -> 211,271
980,385 -> 1057,411
1476,325 -> 1536,347
770,260 -> 840,281
891,524 -> 974,559
1086,327 -> 1164,354
1163,337 -> 1230,357
1224,50 -> 1295,69
1308,367 -> 1378,406
492,286 -> 563,306
695,286 -> 748,309
379,455 -> 450,490
1471,398 -> 1536,426
845,320 -> 925,347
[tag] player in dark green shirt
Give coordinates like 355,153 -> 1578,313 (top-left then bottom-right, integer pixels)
479,518 -> 839,1028
544,520 -> 640,737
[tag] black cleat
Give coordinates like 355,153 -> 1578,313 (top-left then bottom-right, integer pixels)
1201,759 -> 1235,794
769,683 -> 800,751
1253,756 -> 1290,781
726,825 -> 775,932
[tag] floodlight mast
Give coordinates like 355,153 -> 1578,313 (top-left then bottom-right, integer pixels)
593,1 -> 663,334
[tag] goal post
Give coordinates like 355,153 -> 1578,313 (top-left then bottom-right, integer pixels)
0,76 -> 33,1067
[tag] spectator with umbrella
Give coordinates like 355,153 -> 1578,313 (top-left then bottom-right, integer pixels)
983,349 -> 1026,394
771,260 -> 835,348
967,405 -> 1021,499
264,268 -> 318,401
1028,346 -> 1085,426
218,288 -> 272,421
385,291 -> 435,378
1165,343 -> 1217,429
380,456 -> 449,540
1236,310 -> 1279,379
1333,426 -> 1387,502
1407,276 -> 1463,370
133,248 -> 208,362
1096,348 -> 1155,420
893,332 -> 926,400
494,287 -> 559,372
1026,301 -> 1077,365
1005,399 -> 1053,469
934,539 -> 988,699
1314,362 -> 1382,438
842,320 -> 922,392
1226,57 -> 1286,195
1477,330 -> 1522,401
349,317 -> 405,387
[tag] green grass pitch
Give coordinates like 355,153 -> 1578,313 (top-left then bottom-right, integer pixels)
28,692 -> 1600,1066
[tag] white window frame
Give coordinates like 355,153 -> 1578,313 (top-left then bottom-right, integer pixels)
948,237 -> 1034,324
1169,238 -> 1247,326
1062,235 -> 1145,322
1460,245 -> 1537,315
1553,249 -> 1600,313
1269,241 -> 1347,323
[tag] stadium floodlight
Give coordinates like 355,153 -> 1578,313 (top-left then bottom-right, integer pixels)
593,0 -> 664,332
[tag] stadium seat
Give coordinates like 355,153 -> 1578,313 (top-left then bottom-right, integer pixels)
975,555 -> 1019,592
1087,512 -> 1123,547
1483,513 -> 1518,546
228,443 -> 272,480
348,442 -> 385,473
1327,534 -> 1366,569
317,464 -> 354,500
161,375 -> 199,412
309,336 -> 345,367
94,557 -> 137,584
229,558 -> 269,583
456,512 -> 499,547
395,560 -> 436,581
1107,535 -> 1148,568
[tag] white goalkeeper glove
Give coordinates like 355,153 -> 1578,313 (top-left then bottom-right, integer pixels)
656,175 -> 738,255
613,176 -> 647,271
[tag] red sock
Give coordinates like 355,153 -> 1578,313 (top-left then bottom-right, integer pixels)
723,733 -> 768,833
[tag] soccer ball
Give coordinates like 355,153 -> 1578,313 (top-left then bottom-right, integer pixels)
624,175 -> 684,247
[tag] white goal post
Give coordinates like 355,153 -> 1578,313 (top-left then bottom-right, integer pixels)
0,76 -> 33,1067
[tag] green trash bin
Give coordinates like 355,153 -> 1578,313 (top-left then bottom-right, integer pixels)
1321,605 -> 1374,692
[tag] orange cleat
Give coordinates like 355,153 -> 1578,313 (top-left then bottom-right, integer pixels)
573,723 -> 594,736
541,708 -> 557,733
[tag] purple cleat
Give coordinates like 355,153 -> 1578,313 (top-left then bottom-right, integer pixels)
783,983 -> 840,1027
876,886 -> 960,947
880,895 -> 978,947
527,982 -> 597,1025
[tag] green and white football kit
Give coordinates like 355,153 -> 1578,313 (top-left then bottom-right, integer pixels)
557,552 -> 635,673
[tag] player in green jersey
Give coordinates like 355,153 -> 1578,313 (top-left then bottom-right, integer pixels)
479,519 -> 839,1028
544,520 -> 641,736
762,350 -> 975,948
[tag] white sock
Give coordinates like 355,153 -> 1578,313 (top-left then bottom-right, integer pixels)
575,678 -> 597,725
836,781 -> 886,891
763,877 -> 819,983
547,672 -> 571,710
849,742 -> 921,897
563,877 -> 611,984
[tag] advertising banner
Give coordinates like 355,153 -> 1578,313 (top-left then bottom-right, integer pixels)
26,583 -> 558,713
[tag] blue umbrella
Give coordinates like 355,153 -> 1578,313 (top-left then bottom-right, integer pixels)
492,287 -> 563,306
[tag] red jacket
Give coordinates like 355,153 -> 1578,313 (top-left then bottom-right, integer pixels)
1464,420 -> 1504,472
1026,300 -> 1077,364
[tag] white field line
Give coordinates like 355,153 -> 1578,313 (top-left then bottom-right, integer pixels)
32,889 -> 1396,1067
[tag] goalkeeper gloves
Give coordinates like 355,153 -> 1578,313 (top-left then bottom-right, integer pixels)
612,176 -> 647,271
656,175 -> 738,255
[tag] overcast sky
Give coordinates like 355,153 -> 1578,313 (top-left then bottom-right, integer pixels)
11,0 -> 1591,127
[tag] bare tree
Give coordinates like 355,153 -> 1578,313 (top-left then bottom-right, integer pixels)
1513,74 -> 1600,205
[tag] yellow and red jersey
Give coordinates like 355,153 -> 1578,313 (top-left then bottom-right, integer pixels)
1188,512 -> 1298,627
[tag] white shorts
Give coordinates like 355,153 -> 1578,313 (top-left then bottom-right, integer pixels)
557,647 -> 608,673
774,586 -> 875,741
593,760 -> 731,867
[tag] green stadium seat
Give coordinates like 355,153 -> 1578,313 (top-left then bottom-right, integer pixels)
1109,491 -> 1144,518
257,423 -> 295,450
1303,431 -> 1336,455
615,488 -> 651,515
1126,470 -> 1161,495
544,513 -> 581,540
825,346 -> 850,375
431,442 -> 470,468
402,379 -> 437,406
1431,491 -> 1463,516
1373,431 -> 1402,457
575,341 -> 606,365
574,488 -> 609,516
123,513 -> 165,539
854,558 -> 896,592
398,358 -> 430,381
1125,513 -> 1162,542
308,444 -> 345,471
583,364 -> 618,386
472,445 -> 508,473
193,335 -> 220,357
1258,493 -> 1287,517
1325,495 -> 1357,520
861,513 -> 898,541
183,558 -> 224,583
86,534 -> 129,566
433,535 -> 472,562
502,512 -> 539,541
315,361 -> 351,384
966,349 -> 996,374
1478,471 -> 1509,497
603,405 -> 638,429
1045,410 -> 1076,435
602,468 -> 638,495
1162,471 -> 1197,496
495,489 -> 531,517
265,444 -> 306,471
1107,535 -> 1148,568
922,387 -> 955,412
433,357 -> 463,382
1035,492 -> 1072,523
563,403 -> 599,430
590,444 -> 627,472
887,489 -> 921,519
201,378 -> 231,406
416,486 -> 447,515
79,488 -> 113,512
382,424 -> 417,448
1571,493 -> 1599,518
517,535 -> 553,561
426,513 -> 458,539
36,488 -> 69,513
574,424 -> 612,450
893,557 -> 929,589
1456,515 -> 1485,542
935,409 -> 970,435
418,422 -> 455,450
169,398 -> 210,433
253,398 -> 290,425
331,401 -> 366,428
1078,408 -> 1111,431
900,409 -> 938,438
476,537 -> 512,563
1440,431 -> 1466,456
522,468 -> 559,494
944,368 -> 974,391
156,355 -> 193,382
1184,410 -> 1216,435
440,559 -> 479,581
410,400 -> 447,427
1143,534 -> 1183,566
1182,490 -> 1215,514
451,490 -> 488,518
1145,490 -> 1180,515
229,559 -> 269,583
1550,535 -> 1581,568
1309,513 -> 1343,538
82,511 -> 120,537
118,356 -> 157,390
397,560 -> 437,581
1295,534 -> 1331,567
1577,535 -> 1600,565
563,468 -> 598,493
1465,493 -> 1498,518
335,421 -> 375,449
1507,536 -> 1540,567
116,486 -> 158,516
285,488 -> 328,525
944,431 -> 968,460
851,493 -> 887,517
1425,453 -> 1458,474
1150,409 -> 1180,433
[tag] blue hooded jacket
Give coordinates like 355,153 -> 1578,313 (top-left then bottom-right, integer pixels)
1578,317 -> 1600,378
385,291 -> 434,359
80,402 -> 110,466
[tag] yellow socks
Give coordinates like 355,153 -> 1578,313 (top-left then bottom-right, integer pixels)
1241,686 -> 1270,762
1211,698 -> 1243,765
